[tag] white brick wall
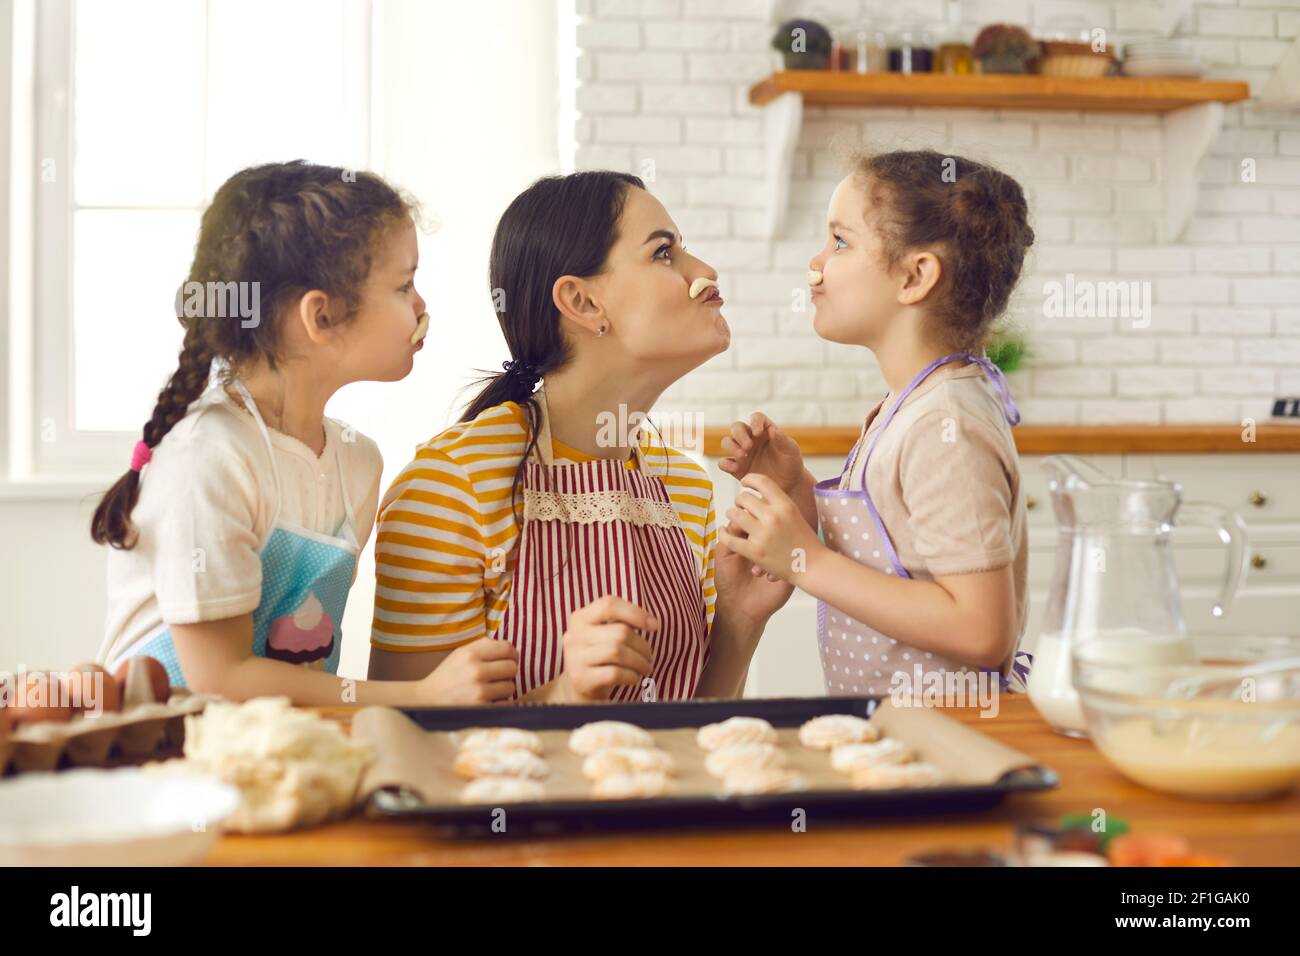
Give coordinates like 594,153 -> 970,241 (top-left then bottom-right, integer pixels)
575,0 -> 1300,426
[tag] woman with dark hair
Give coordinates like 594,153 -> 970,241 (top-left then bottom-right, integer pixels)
367,171 -> 792,703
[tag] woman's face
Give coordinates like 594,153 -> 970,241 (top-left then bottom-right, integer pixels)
587,187 -> 729,377
338,216 -> 427,382
807,175 -> 901,347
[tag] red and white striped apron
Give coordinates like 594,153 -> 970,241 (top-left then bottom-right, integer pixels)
494,390 -> 709,702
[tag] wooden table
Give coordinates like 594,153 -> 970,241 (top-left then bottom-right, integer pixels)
205,696 -> 1300,866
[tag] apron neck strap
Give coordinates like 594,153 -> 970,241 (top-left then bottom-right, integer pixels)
230,377 -> 356,540
836,351 -> 1021,579
852,352 -> 1020,493
232,377 -> 284,530
531,385 -> 555,468
962,353 -> 1022,426
333,427 -> 357,542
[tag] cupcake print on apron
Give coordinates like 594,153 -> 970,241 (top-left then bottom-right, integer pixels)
109,379 -> 359,687
814,353 -> 1031,698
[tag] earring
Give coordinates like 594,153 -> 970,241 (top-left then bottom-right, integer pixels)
597,325 -> 607,337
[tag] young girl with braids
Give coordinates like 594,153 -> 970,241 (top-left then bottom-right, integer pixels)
94,161 -> 518,706
719,149 -> 1035,697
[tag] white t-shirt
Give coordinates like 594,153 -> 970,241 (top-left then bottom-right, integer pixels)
99,384 -> 383,666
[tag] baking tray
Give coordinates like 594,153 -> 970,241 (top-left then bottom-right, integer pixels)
364,696 -> 1058,835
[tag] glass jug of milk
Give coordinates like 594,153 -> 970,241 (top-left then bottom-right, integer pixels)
1025,455 -> 1248,737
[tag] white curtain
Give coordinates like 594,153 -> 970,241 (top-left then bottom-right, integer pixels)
330,0 -> 567,678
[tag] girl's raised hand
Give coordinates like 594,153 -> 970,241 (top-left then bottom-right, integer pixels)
719,474 -> 824,583
718,412 -> 806,494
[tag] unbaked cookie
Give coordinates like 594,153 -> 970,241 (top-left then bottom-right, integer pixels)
581,747 -> 674,781
797,714 -> 880,750
459,777 -> 546,804
850,762 -> 945,790
721,766 -> 807,796
456,727 -> 543,754
568,721 -> 655,755
829,738 -> 915,774
703,743 -> 787,779
591,771 -> 673,799
452,747 -> 550,781
696,716 -> 777,751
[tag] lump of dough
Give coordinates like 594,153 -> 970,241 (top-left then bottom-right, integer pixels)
688,277 -> 717,299
568,720 -> 654,755
798,713 -> 880,751
696,716 -> 776,751
704,743 -> 786,779
410,312 -> 430,345
143,697 -> 372,834
456,727 -> 542,754
582,747 -> 674,780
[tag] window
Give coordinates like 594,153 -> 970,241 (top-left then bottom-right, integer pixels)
24,0 -> 375,476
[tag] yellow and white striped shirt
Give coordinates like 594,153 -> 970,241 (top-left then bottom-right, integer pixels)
371,400 -> 717,651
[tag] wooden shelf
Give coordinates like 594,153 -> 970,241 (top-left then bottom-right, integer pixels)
747,71 -> 1251,242
748,71 -> 1250,112
702,425 -> 1300,458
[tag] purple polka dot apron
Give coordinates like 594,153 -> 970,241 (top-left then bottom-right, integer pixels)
813,353 -> 1033,697
107,379 -> 360,688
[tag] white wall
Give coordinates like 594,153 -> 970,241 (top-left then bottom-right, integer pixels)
574,0 -> 1300,429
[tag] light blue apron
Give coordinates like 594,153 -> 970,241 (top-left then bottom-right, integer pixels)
109,380 -> 360,688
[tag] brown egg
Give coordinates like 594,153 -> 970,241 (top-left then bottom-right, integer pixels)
4,671 -> 75,725
112,656 -> 171,706
65,662 -> 122,715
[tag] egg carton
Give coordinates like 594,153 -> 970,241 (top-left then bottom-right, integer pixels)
0,691 -> 217,777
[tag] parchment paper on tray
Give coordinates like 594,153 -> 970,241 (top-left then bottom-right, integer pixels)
350,700 -> 1043,808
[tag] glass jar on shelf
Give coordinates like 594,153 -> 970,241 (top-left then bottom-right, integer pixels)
888,25 -> 935,74
933,25 -> 973,75
853,27 -> 890,73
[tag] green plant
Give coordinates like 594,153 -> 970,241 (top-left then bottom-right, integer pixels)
986,329 -> 1030,373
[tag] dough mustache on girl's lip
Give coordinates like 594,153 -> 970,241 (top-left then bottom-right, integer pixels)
410,312 -> 430,346
689,277 -> 723,304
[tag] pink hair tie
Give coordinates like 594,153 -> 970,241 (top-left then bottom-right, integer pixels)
129,440 -> 153,472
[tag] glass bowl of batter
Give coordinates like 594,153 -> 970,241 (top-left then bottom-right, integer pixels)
1072,633 -> 1300,801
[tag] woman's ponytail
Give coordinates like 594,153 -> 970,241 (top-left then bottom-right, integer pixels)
459,361 -> 540,424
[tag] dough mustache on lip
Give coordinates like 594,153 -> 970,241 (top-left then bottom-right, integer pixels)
688,277 -> 719,300
410,312 -> 430,345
